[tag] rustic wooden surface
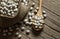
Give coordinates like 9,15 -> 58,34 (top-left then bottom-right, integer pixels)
20,0 -> 60,39
0,0 -> 60,39
16,0 -> 60,39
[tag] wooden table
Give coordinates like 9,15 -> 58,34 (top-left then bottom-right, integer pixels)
0,0 -> 60,39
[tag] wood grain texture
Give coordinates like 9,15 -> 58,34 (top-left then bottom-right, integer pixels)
0,0 -> 60,39
25,0 -> 60,39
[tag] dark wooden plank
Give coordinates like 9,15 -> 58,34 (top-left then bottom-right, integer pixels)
43,25 -> 60,39
43,8 -> 60,32
40,32 -> 55,39
45,18 -> 60,32
43,8 -> 60,24
43,0 -> 60,16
